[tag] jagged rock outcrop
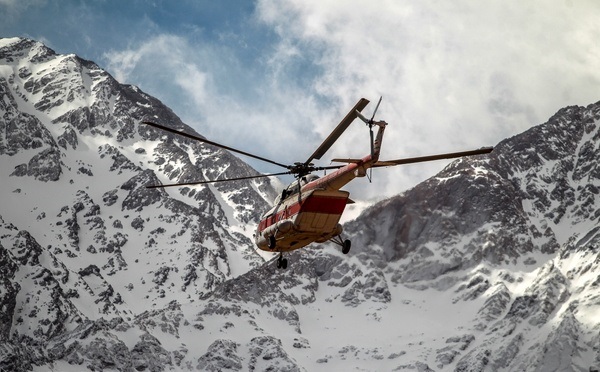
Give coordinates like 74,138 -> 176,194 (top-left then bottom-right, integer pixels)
0,37 -> 276,370
345,101 -> 600,370
2,36 -> 600,371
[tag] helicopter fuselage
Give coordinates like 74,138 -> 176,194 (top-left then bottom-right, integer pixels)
254,122 -> 387,252
143,97 -> 493,269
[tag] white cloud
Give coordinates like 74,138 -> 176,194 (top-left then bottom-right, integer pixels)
102,33 -> 326,174
102,1 -> 600,201
254,0 -> 600,198
104,34 -> 210,114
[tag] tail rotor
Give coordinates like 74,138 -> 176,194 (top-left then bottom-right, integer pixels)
355,96 -> 383,181
356,96 -> 382,159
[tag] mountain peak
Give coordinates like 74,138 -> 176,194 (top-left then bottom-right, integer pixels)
0,37 -> 57,64
1,37 -> 277,365
2,37 -> 600,371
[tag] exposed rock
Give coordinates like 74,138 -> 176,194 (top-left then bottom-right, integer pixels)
248,336 -> 303,372
197,339 -> 243,371
2,36 -> 600,371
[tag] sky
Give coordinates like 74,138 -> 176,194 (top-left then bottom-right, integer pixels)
2,0 -> 600,201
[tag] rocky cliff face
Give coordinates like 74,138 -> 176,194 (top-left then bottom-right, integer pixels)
1,37 -> 600,371
343,102 -> 600,370
0,37 -> 278,371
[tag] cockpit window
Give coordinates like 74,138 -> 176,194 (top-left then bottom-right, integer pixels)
302,174 -> 320,184
279,174 -> 320,202
285,174 -> 319,192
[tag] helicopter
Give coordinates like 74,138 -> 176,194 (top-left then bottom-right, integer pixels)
143,97 -> 493,269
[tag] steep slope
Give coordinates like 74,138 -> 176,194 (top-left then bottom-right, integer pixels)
142,102 -> 600,371
342,102 -> 600,370
2,36 -> 600,372
0,37 -> 278,370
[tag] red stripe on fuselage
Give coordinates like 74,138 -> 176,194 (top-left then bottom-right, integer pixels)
258,195 -> 348,232
299,195 -> 347,214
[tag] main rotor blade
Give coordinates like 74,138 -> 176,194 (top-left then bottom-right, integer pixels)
146,171 -> 292,189
142,121 -> 290,170
373,147 -> 493,167
304,98 -> 370,165
369,96 -> 382,122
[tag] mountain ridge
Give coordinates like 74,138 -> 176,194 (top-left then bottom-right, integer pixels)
0,37 -> 281,370
1,37 -> 600,371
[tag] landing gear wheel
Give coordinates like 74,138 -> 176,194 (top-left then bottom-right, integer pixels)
268,235 -> 276,250
330,235 -> 352,254
277,254 -> 288,270
342,239 -> 351,254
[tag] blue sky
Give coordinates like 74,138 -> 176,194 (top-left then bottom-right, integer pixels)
2,0 -> 600,201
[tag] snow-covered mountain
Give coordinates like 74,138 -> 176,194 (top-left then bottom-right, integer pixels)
344,103 -> 600,370
0,37 -> 278,370
1,37 -> 600,371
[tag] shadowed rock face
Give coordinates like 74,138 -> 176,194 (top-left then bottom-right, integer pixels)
346,103 -> 600,282
2,37 -> 600,371
0,37 -> 278,371
344,102 -> 600,370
